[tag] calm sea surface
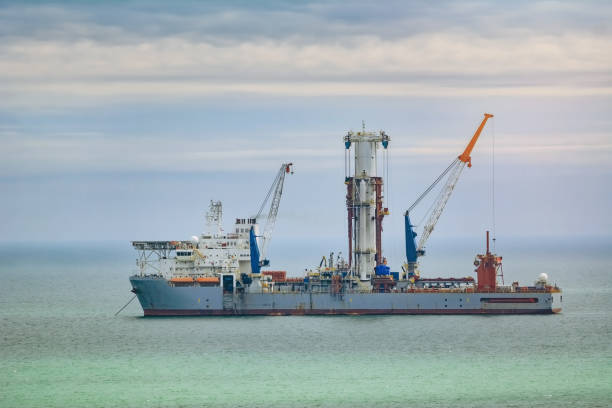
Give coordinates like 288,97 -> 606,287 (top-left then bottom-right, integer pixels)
1,239 -> 611,408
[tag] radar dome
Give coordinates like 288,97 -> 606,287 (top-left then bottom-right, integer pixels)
191,235 -> 199,243
534,273 -> 549,287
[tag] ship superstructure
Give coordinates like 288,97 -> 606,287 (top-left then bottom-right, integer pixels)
133,203 -> 259,280
129,115 -> 562,315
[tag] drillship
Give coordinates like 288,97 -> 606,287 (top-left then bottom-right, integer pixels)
129,114 -> 562,315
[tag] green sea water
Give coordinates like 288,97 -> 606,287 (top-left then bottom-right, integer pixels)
1,240 -> 611,408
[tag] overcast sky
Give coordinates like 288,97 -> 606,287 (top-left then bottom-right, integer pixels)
1,1 -> 611,267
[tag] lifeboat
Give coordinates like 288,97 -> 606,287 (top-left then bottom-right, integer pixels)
196,277 -> 220,284
169,277 -> 194,283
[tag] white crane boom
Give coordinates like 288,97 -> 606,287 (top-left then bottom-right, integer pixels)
416,159 -> 465,252
256,163 -> 293,261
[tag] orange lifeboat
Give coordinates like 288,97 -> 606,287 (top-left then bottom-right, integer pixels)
196,277 -> 220,284
169,277 -> 194,283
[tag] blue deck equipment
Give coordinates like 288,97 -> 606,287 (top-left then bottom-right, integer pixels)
249,227 -> 261,274
375,264 -> 390,276
404,213 -> 420,264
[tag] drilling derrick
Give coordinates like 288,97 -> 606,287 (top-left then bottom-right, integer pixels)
344,126 -> 390,281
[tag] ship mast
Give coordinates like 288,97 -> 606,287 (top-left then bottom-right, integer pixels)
206,200 -> 223,236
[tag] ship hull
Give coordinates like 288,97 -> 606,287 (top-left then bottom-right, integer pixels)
142,308 -> 560,316
130,276 -> 562,316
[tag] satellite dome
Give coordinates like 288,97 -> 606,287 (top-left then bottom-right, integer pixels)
534,273 -> 549,287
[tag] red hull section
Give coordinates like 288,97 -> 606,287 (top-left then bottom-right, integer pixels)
144,308 -> 559,316
482,297 -> 539,303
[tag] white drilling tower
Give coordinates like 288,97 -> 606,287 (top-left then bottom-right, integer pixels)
344,124 -> 390,281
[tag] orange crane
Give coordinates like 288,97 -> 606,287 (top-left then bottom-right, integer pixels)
404,113 -> 493,278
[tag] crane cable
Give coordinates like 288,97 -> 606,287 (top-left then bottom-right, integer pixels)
416,174 -> 447,227
407,158 -> 458,214
385,147 -> 389,208
491,117 -> 496,251
256,167 -> 282,218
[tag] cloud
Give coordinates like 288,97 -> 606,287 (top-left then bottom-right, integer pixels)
3,33 -> 611,79
1,34 -> 610,110
1,1 -> 611,108
0,1 -> 610,172
2,1 -> 610,43
1,128 -> 609,177
0,2 -> 610,243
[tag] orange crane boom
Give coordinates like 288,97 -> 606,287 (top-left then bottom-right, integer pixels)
458,113 -> 493,167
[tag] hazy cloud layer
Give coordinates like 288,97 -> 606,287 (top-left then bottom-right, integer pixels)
2,128 -> 609,176
1,1 -> 611,241
1,0 -> 611,108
